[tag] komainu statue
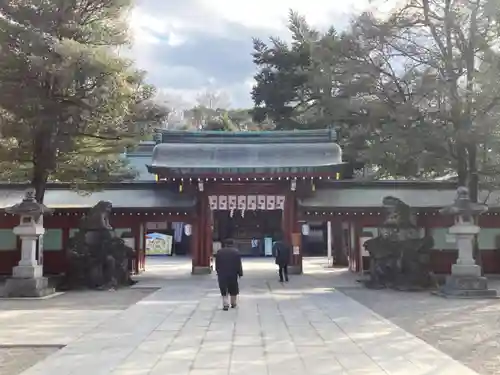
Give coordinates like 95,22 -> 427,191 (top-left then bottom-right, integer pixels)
363,196 -> 434,290
63,201 -> 136,290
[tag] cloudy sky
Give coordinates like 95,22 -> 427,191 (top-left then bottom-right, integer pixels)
129,0 -> 387,108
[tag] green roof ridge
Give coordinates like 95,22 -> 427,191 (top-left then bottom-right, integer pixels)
155,129 -> 337,144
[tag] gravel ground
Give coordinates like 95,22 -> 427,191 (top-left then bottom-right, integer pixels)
338,281 -> 500,375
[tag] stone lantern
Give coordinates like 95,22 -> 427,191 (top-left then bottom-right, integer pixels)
3,188 -> 54,298
437,186 -> 497,298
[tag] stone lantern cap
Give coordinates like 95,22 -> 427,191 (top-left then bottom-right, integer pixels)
439,186 -> 487,222
5,188 -> 53,222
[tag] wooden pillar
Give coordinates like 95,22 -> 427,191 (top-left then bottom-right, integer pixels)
284,196 -> 291,241
353,221 -> 362,273
285,192 -> 302,274
192,193 -> 211,274
131,222 -> 143,274
327,220 -> 333,266
191,196 -> 202,273
331,218 -> 347,266
201,194 -> 212,269
190,218 -> 198,269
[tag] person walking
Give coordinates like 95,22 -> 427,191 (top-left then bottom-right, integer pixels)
273,234 -> 290,283
214,238 -> 243,310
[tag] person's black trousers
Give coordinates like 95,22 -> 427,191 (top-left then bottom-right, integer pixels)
218,275 -> 239,296
278,264 -> 289,282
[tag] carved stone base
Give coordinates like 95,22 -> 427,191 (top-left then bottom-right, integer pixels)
191,266 -> 212,275
451,263 -> 481,277
288,265 -> 302,275
3,277 -> 55,298
434,275 -> 498,299
12,265 -> 43,279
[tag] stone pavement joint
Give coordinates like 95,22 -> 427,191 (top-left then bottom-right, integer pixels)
17,259 -> 480,375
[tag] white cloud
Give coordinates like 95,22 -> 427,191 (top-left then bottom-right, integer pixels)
198,0 -> 373,31
129,10 -> 187,46
128,0 -> 399,108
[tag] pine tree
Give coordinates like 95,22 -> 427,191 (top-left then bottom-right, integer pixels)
0,0 -> 163,201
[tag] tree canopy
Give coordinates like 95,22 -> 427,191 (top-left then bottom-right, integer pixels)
181,88 -> 272,131
251,2 -> 500,199
0,0 -> 168,201
251,12 -> 317,129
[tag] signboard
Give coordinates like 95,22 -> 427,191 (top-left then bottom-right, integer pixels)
359,236 -> 373,257
264,237 -> 273,256
145,233 -> 172,255
291,233 -> 301,256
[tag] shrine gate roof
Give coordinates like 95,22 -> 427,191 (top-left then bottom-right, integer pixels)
147,129 -> 343,177
298,181 -> 500,209
0,183 -> 195,209
3,181 -> 495,210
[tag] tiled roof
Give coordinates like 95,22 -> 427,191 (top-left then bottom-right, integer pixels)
126,156 -> 156,181
0,186 -> 195,209
156,129 -> 337,144
149,142 -> 342,171
148,130 -> 342,173
299,187 -> 500,208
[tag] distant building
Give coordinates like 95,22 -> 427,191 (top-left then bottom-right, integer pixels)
1,129 -> 499,277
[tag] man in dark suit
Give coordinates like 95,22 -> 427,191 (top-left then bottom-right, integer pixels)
214,238 -> 243,310
273,234 -> 290,283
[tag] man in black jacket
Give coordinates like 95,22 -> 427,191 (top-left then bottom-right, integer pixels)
273,234 -> 290,283
214,238 -> 243,310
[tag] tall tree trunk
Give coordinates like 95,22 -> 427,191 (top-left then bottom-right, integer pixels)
31,165 -> 48,203
467,143 -> 478,202
31,128 -> 55,268
31,148 -> 50,269
456,143 -> 468,186
31,133 -> 51,203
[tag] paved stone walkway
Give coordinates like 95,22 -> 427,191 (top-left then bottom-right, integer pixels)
339,281 -> 500,375
17,259 -> 479,375
0,287 -> 157,375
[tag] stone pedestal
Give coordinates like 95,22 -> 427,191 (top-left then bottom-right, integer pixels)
3,224 -> 54,298
288,265 -> 303,275
438,275 -> 497,298
12,264 -> 43,278
191,266 -> 212,275
4,276 -> 54,298
437,223 -> 497,299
